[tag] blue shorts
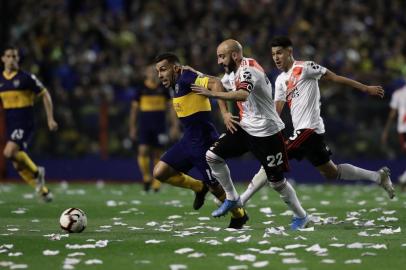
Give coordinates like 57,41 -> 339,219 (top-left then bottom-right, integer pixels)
161,136 -> 218,186
6,124 -> 33,151
138,126 -> 166,147
137,114 -> 166,147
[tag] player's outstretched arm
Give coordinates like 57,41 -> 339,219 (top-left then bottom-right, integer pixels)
191,83 -> 249,101
42,90 -> 58,131
322,70 -> 385,98
207,77 -> 239,133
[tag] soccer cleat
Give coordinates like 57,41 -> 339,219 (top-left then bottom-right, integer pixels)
291,214 -> 311,231
212,198 -> 242,217
228,210 -> 249,229
143,182 -> 151,192
41,190 -> 53,203
193,184 -> 209,210
35,166 -> 46,194
378,167 -> 395,199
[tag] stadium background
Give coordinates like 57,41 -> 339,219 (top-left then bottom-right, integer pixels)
0,0 -> 405,182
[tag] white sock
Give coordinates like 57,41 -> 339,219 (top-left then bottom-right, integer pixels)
337,164 -> 380,183
270,179 -> 306,218
206,150 -> 239,201
240,166 -> 268,205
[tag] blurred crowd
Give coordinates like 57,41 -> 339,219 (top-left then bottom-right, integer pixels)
2,0 -> 406,159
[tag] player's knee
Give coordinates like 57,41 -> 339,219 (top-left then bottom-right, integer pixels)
152,163 -> 166,182
3,148 -> 15,160
205,150 -> 224,165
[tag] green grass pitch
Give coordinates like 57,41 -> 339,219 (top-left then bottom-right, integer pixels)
0,182 -> 405,270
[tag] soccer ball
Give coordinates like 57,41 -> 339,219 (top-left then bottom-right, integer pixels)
59,208 -> 87,233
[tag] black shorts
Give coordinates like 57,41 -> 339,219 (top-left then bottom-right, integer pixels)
286,129 -> 332,167
209,126 -> 289,182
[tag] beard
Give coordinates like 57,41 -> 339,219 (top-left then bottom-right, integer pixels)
223,58 -> 238,74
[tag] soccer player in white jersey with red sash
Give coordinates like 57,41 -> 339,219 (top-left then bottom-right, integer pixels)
192,39 -> 310,230
382,84 -> 406,190
239,36 -> 395,206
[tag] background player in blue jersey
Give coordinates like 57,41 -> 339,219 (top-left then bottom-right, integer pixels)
0,46 -> 58,202
129,65 -> 180,192
153,53 -> 248,229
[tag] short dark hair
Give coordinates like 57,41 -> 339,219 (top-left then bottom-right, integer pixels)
270,36 -> 293,48
2,45 -> 18,55
154,53 -> 180,65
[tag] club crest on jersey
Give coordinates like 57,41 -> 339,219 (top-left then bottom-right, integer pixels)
174,84 -> 179,94
13,80 -> 20,88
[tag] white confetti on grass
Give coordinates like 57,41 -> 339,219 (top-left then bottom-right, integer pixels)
321,259 -> 336,264
175,248 -> 194,254
44,233 -> 69,241
187,252 -> 205,258
84,259 -> 103,265
8,252 -> 23,257
257,240 -> 270,245
145,239 -> 165,244
298,227 -> 314,232
285,244 -> 307,249
282,258 -> 302,264
128,226 -> 144,231
146,221 -> 159,227
218,253 -> 236,257
198,239 -> 222,245
168,215 -> 182,220
329,243 -> 345,247
23,193 -> 34,199
169,264 -> 187,270
279,252 -> 296,257
234,254 -> 256,262
9,264 -> 28,269
379,227 -> 401,234
228,265 -> 248,270
361,252 -> 377,256
65,240 -> 108,249
197,217 -> 210,221
7,228 -> 19,232
252,261 -> 269,268
306,244 -> 328,255
377,216 -> 398,222
11,208 -> 27,214
43,250 -> 60,256
224,235 -> 251,243
345,259 -> 362,264
0,262 -> 13,267
259,247 -> 284,254
67,252 -> 86,257
263,227 -> 288,237
259,207 -> 272,214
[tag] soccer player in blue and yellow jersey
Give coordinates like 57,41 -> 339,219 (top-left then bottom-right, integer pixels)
0,46 -> 58,202
129,65 -> 180,192
153,53 -> 248,229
